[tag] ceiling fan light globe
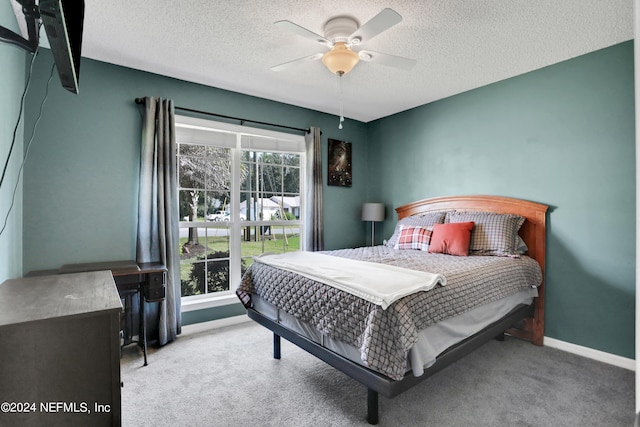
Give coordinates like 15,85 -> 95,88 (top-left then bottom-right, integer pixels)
322,42 -> 360,75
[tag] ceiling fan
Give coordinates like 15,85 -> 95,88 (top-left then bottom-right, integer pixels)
271,8 -> 416,76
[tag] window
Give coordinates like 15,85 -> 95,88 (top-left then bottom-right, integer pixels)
175,116 -> 306,305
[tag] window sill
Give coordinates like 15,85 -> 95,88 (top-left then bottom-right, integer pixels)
181,292 -> 239,312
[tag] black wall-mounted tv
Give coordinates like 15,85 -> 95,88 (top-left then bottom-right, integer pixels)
39,0 -> 85,94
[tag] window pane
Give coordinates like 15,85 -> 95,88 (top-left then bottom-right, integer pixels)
205,191 -> 231,220
179,189 -> 205,221
181,259 -> 206,297
204,259 -> 230,293
180,147 -> 230,191
283,166 -> 300,194
240,152 -> 257,192
205,228 -> 229,259
260,152 -> 280,165
262,225 -> 299,254
179,157 -> 209,188
204,147 -> 231,191
261,164 -> 280,194
241,194 -> 268,221
284,153 -> 300,167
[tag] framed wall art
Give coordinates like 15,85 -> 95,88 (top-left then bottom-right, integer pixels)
327,139 -> 352,187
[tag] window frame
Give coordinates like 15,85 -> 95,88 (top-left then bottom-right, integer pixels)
175,115 -> 307,311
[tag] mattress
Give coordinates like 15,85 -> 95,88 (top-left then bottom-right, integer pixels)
252,287 -> 537,377
237,246 -> 543,380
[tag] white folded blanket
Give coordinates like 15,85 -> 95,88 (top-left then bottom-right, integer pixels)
253,251 -> 446,309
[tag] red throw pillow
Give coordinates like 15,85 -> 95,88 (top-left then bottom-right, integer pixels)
428,222 -> 475,256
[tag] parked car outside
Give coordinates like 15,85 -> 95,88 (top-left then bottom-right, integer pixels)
206,211 -> 230,221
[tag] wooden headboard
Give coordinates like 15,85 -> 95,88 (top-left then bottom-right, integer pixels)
395,195 -> 549,345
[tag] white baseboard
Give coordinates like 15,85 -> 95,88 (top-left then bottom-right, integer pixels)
544,336 -> 635,371
181,314 -> 251,336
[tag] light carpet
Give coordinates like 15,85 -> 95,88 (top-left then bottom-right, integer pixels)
121,320 -> 634,426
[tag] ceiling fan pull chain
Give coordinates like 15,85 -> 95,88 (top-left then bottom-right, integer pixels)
338,71 -> 344,129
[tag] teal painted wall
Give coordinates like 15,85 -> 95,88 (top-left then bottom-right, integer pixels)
18,39 -> 636,359
367,41 -> 635,359
0,4 -> 26,281
22,50 -> 369,276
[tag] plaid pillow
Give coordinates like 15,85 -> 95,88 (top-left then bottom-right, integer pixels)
386,211 -> 446,248
393,225 -> 433,251
445,211 -> 525,257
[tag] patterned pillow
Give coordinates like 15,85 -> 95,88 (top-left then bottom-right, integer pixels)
386,211 -> 446,248
445,211 -> 525,257
393,225 -> 433,251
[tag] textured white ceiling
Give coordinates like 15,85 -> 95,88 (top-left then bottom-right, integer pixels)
39,1 -> 637,122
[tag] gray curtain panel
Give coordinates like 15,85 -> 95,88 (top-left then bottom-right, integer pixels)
304,126 -> 324,251
137,96 -> 181,345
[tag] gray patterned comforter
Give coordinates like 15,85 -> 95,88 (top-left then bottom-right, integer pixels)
236,246 -> 542,380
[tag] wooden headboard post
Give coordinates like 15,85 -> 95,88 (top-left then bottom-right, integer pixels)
395,195 -> 549,346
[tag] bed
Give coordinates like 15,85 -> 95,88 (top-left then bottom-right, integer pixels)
236,195 -> 548,424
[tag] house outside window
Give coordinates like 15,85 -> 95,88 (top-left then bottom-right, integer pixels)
175,116 -> 306,308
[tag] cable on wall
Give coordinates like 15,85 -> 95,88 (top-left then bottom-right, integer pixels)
0,58 -> 55,237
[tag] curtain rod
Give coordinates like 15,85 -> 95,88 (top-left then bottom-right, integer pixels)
134,98 -> 310,134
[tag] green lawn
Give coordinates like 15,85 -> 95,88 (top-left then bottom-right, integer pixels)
178,234 -> 300,257
178,231 -> 300,296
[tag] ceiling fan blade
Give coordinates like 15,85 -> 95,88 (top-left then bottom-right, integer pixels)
275,20 -> 331,46
349,8 -> 402,43
271,53 -> 324,72
358,50 -> 417,70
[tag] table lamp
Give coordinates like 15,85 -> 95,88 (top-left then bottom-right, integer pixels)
362,203 -> 385,246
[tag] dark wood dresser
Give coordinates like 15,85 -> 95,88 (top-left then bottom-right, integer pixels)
0,271 -> 122,426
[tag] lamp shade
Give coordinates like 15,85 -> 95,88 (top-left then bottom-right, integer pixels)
362,203 -> 385,222
322,42 -> 360,75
